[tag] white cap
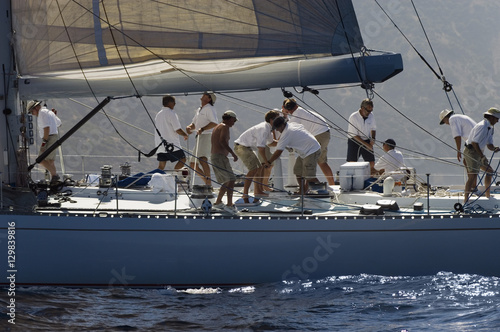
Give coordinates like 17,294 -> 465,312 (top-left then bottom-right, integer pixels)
484,107 -> 500,119
27,100 -> 42,113
439,109 -> 454,125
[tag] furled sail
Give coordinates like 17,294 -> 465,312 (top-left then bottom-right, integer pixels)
12,0 -> 402,98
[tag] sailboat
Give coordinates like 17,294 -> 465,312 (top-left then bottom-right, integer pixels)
1,0 -> 499,288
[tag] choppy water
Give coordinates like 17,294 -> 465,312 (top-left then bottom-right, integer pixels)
2,272 -> 500,331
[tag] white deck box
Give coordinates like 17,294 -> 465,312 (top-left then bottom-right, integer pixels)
339,162 -> 370,191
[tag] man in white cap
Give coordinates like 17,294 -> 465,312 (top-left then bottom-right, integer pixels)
27,100 -> 62,183
211,110 -> 239,213
463,107 -> 500,202
186,92 -> 218,186
439,109 -> 476,162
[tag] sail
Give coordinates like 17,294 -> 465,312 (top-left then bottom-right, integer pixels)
11,0 -> 402,98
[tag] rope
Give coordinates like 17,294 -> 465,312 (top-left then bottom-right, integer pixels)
374,0 -> 465,115
463,154 -> 500,209
55,0 -> 148,159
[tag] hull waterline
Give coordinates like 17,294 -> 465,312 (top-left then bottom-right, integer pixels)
2,212 -> 500,288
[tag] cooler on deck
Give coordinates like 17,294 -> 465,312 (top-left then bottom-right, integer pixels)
339,162 -> 370,191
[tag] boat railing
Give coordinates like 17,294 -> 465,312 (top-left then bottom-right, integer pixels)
20,154 -> 469,190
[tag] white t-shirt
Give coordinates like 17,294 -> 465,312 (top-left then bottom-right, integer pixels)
192,104 -> 217,133
155,106 -> 182,152
37,106 -> 61,138
276,123 -> 320,158
234,122 -> 273,148
347,110 -> 376,140
374,149 -> 405,173
466,118 -> 494,151
449,114 -> 476,140
288,107 -> 329,136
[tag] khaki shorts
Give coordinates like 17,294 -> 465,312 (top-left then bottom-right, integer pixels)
190,133 -> 211,162
38,135 -> 58,160
315,130 -> 330,164
234,144 -> 261,171
464,145 -> 487,174
293,149 -> 320,179
211,153 -> 236,184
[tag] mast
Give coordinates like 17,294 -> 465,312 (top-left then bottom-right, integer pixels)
0,0 -> 21,187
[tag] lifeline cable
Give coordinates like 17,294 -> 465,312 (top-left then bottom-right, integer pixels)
374,0 -> 464,114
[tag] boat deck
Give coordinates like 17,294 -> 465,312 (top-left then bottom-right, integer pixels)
33,183 -> 500,218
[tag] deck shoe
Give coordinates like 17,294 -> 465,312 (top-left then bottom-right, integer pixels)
50,175 -> 61,184
223,205 -> 238,214
213,203 -> 225,209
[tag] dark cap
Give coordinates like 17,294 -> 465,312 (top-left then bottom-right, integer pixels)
272,116 -> 287,130
384,138 -> 396,148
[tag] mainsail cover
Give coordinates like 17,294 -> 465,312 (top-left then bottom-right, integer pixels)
12,0 -> 363,75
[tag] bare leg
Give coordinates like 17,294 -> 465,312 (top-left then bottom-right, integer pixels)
226,180 -> 235,206
464,173 -> 477,203
215,185 -> 227,205
483,166 -> 494,198
296,176 -> 304,194
243,168 -> 259,203
198,157 -> 212,186
318,162 -> 335,185
485,173 -> 492,198
190,159 -> 211,186
158,161 -> 166,170
174,158 -> 186,170
260,165 -> 273,191
369,161 -> 375,175
40,160 -> 57,177
253,167 -> 268,197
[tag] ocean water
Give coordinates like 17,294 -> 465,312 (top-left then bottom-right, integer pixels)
2,272 -> 499,331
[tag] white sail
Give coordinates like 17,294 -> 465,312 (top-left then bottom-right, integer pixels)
12,0 -> 402,98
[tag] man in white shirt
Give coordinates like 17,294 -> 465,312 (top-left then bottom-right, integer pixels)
234,110 -> 280,202
282,99 -> 335,185
374,139 -> 406,180
186,92 -> 218,186
347,99 -> 376,172
266,116 -> 321,194
463,107 -> 500,202
154,95 -> 189,170
27,100 -> 62,183
439,109 -> 476,162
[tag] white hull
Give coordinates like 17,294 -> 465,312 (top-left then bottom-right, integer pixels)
2,187 -> 500,287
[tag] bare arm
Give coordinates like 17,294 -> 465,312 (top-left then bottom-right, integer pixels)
267,149 -> 283,165
370,130 -> 376,147
220,126 -> 237,161
42,127 -> 50,141
258,147 -> 268,162
176,128 -> 189,140
486,143 -> 500,153
352,135 -> 372,150
454,136 -> 462,161
197,121 -> 218,136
